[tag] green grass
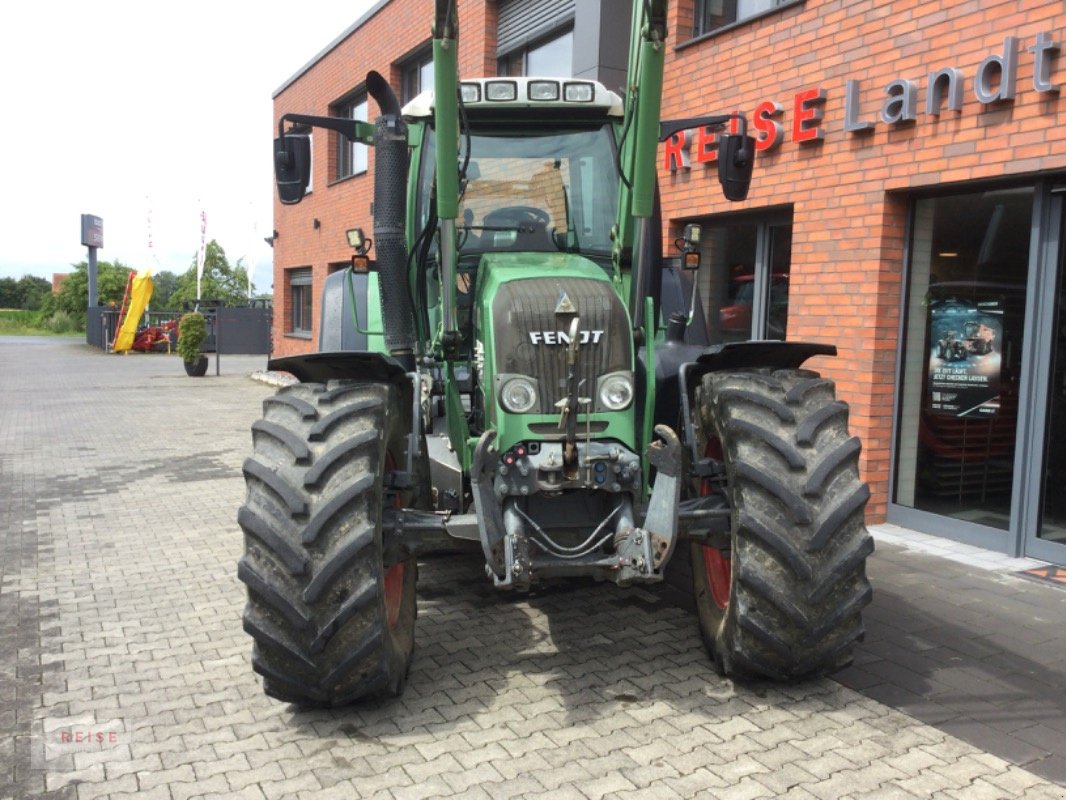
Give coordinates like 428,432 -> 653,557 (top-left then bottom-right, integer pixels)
0,309 -> 82,336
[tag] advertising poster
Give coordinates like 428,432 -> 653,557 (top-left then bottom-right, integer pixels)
927,298 -> 1003,418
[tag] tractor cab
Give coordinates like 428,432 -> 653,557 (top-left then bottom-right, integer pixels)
406,77 -> 622,262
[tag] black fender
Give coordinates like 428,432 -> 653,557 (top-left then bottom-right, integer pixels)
268,351 -> 410,388
645,338 -> 837,440
690,340 -> 836,376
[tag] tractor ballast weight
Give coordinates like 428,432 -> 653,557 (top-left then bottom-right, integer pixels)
239,0 -> 872,706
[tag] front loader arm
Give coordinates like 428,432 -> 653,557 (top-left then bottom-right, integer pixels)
615,0 -> 667,333
433,0 -> 462,359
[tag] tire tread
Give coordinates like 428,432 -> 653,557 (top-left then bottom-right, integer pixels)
691,369 -> 872,680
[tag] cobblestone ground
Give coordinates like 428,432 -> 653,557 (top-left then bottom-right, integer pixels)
2,338 -> 1064,800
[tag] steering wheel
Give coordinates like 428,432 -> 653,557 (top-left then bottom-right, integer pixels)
483,206 -> 550,229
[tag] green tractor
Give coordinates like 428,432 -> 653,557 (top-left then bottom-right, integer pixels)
239,0 -> 872,706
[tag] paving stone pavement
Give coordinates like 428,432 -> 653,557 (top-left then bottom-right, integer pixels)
2,337 -> 1064,800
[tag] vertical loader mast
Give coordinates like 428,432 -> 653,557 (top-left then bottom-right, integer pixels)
615,0 -> 668,333
433,0 -> 462,358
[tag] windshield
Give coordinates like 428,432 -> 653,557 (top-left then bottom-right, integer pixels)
419,124 -> 619,257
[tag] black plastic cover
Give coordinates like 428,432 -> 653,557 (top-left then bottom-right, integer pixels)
274,135 -> 311,205
717,134 -> 756,202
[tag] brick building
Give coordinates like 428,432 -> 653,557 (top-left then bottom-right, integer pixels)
271,0 -> 1066,565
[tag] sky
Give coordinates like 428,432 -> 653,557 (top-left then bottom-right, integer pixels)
0,0 -> 379,294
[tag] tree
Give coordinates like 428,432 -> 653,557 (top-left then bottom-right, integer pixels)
51,260 -> 134,319
149,270 -> 180,310
16,275 -> 52,310
169,240 -> 253,308
0,275 -> 52,310
0,278 -> 17,309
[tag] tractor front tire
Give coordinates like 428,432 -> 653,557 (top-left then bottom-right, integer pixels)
691,369 -> 873,680
238,380 -> 418,706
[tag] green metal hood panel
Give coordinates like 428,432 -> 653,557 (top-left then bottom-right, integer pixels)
475,252 -> 615,292
473,251 -> 635,453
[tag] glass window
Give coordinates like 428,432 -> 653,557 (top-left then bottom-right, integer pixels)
499,28 -> 573,78
766,223 -> 791,340
1040,211 -> 1066,543
402,50 -> 434,104
419,124 -> 619,258
894,188 -> 1034,530
463,127 -> 617,256
289,267 -> 313,335
694,0 -> 798,37
334,96 -> 367,181
689,212 -> 792,344
526,30 -> 573,77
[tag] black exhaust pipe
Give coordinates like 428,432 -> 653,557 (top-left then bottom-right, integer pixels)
366,71 -> 416,369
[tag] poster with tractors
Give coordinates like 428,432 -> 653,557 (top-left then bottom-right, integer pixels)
928,296 -> 1003,418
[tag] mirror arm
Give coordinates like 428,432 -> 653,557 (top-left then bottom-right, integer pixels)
277,113 -> 374,144
658,113 -> 747,143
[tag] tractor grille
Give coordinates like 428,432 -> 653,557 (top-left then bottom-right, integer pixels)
491,277 -> 631,414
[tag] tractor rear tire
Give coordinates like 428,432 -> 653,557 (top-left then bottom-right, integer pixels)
238,380 -> 419,706
691,369 -> 873,680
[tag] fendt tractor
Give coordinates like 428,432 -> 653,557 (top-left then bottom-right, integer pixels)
238,0 -> 873,706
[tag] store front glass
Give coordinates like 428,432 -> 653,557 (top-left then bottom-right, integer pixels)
1039,212 -> 1066,545
894,187 -> 1034,531
693,210 -> 792,344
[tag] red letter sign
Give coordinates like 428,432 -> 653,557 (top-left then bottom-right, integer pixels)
792,88 -> 827,143
664,130 -> 689,171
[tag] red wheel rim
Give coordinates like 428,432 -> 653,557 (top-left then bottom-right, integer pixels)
383,562 -> 405,629
383,451 -> 405,630
702,546 -> 731,610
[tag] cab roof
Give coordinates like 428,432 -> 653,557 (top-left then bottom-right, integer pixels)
402,76 -> 624,120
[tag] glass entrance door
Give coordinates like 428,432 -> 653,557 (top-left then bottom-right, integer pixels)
1036,203 -> 1066,548
892,184 -> 1066,563
893,188 -> 1034,541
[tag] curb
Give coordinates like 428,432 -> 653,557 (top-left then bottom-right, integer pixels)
249,370 -> 298,388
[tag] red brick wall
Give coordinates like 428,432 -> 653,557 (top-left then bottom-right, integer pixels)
271,0 -> 496,357
659,0 -> 1066,519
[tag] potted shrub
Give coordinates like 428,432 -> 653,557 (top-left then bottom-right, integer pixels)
177,312 -> 209,376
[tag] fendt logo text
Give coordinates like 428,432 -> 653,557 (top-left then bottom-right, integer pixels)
528,330 -> 605,345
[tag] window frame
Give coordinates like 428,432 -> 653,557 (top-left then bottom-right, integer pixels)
889,180 -> 1039,550
497,25 -> 574,78
332,93 -> 368,182
685,0 -> 803,45
288,267 -> 313,338
400,48 -> 434,105
678,207 -> 793,344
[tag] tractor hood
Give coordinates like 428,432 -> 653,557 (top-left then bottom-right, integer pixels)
474,252 -> 635,445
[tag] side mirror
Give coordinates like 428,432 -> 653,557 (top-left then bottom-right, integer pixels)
274,134 -> 311,205
717,133 -> 756,201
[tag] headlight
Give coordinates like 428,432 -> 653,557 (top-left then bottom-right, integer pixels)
598,372 -> 633,411
500,376 -> 538,414
564,82 -> 595,102
528,81 -> 560,101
